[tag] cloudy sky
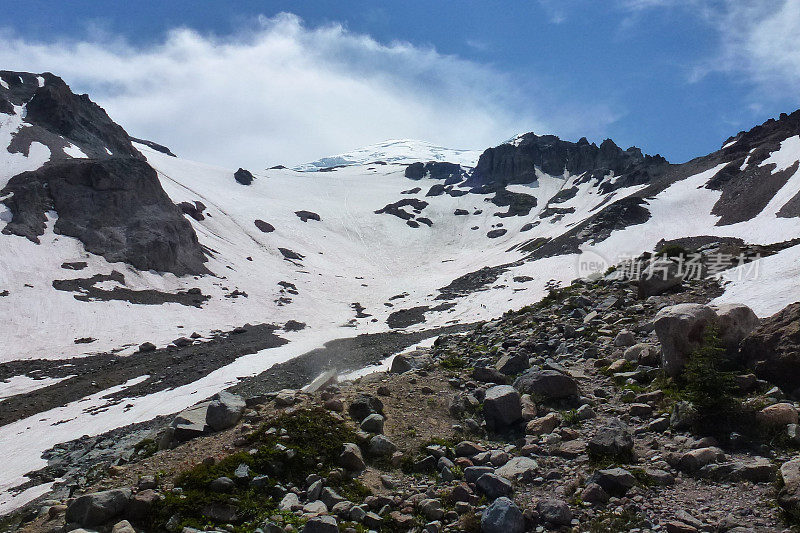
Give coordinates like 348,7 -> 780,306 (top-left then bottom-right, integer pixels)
1,0 -> 799,168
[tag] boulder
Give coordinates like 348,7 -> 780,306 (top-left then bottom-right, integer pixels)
279,493 -> 300,511
676,447 -> 725,474
234,168 -> 255,185
302,515 -> 338,533
368,435 -> 397,457
581,483 -> 609,504
168,402 -> 211,444
587,419 -> 634,461
475,473 -> 513,499
495,353 -> 529,375
526,412 -> 561,436
360,413 -> 385,434
653,303 -> 718,377
483,385 -> 522,428
464,466 -> 495,484
418,499 -> 444,521
66,489 -> 131,527
111,520 -> 136,533
513,369 -> 578,400
757,402 -> 799,426
740,302 -> 800,392
495,456 -> 538,481
390,354 -> 414,374
205,391 -> 246,431
536,498 -> 572,526
714,303 -> 759,351
348,394 -> 384,422
589,467 -> 635,496
636,258 -> 683,298
481,497 -> 524,533
614,330 -> 636,347
473,366 -> 507,384
126,489 -> 160,522
779,457 -> 800,514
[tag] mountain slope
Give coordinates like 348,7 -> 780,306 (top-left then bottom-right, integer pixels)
2,71 -> 800,514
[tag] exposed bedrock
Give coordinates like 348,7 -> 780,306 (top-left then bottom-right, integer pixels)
1,157 -> 209,275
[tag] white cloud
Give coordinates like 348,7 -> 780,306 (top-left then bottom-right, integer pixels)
0,13 -> 619,168
705,0 -> 800,94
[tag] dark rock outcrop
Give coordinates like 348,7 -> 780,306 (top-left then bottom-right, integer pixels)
0,95 -> 13,114
295,210 -> 321,222
405,161 -> 465,184
130,137 -> 176,157
1,158 -> 209,275
234,168 -> 255,185
4,71 -> 143,160
254,219 -> 275,233
469,133 -> 668,189
178,200 -> 206,221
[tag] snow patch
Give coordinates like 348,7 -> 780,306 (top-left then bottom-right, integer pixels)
761,135 -> 800,174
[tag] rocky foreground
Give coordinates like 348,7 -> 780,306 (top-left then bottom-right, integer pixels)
6,254 -> 800,533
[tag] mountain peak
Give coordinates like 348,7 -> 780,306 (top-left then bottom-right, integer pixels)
293,139 -> 482,171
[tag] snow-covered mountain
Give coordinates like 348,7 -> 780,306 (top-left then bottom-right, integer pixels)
2,70 -> 800,513
292,139 -> 482,171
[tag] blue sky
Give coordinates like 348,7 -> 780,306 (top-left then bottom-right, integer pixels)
1,0 -> 799,167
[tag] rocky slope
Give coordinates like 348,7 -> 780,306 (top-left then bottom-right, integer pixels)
7,251 -> 800,533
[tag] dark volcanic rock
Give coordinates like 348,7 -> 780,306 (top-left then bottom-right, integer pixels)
295,210 -> 321,222
279,248 -> 305,261
178,200 -> 206,221
130,137 -> 176,156
740,302 -> 800,392
234,168 -> 255,185
487,228 -> 507,239
490,189 -> 537,217
14,72 -> 143,159
254,219 -> 275,233
375,199 -> 428,221
469,133 -> 668,189
1,158 -> 209,275
426,184 -> 446,197
0,95 -> 13,114
405,161 -> 466,184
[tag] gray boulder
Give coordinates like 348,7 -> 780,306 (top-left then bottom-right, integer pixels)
589,467 -> 636,496
360,413 -> 385,434
302,515 -> 338,533
714,303 -> 759,351
654,303 -> 718,377
476,473 -> 513,499
636,258 -> 683,298
537,498 -> 572,526
66,488 -> 131,527
368,435 -> 397,457
495,456 -> 538,481
339,443 -> 366,471
481,497 -> 524,533
206,391 -> 246,432
513,369 -> 578,400
348,394 -> 384,422
587,419 -> 634,461
483,385 -> 522,428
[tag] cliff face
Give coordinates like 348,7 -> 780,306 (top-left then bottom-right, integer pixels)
0,71 -> 209,275
469,133 -> 669,188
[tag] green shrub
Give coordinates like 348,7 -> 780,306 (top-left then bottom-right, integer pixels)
682,325 -> 739,432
